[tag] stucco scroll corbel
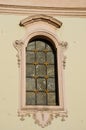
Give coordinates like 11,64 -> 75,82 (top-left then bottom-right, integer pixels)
13,40 -> 24,68
59,41 -> 68,69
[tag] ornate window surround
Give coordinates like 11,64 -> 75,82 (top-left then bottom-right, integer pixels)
13,15 -> 68,127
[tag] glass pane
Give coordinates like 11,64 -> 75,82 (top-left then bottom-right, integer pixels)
26,92 -> 35,105
47,93 -> 56,105
36,41 -> 45,50
26,78 -> 35,91
37,92 -> 46,105
46,44 -> 52,51
47,78 -> 55,91
26,52 -> 35,63
36,52 -> 45,63
26,65 -> 35,76
37,78 -> 46,91
27,41 -> 35,50
47,65 -> 55,77
47,52 -> 54,64
36,65 -> 46,76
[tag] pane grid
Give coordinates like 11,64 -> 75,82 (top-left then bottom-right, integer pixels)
26,40 -> 58,106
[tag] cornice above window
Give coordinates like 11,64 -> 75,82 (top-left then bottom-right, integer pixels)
19,14 -> 62,28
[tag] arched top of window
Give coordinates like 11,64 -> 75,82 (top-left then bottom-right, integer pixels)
29,35 -> 57,50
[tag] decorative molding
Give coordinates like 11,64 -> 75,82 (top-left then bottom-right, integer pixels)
59,41 -> 68,69
60,41 -> 68,49
14,39 -> 68,127
0,4 -> 86,16
63,56 -> 67,69
13,15 -> 68,127
19,14 -> 62,28
18,109 -> 68,128
13,37 -> 68,70
13,40 -> 24,68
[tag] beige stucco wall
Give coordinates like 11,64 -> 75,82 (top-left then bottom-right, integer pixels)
0,14 -> 86,130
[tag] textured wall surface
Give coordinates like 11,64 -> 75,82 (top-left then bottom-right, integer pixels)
0,15 -> 86,130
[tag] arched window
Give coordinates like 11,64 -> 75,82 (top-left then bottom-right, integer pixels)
14,15 -> 68,127
26,38 -> 59,106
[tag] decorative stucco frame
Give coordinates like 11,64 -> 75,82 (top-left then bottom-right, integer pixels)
13,15 -> 68,127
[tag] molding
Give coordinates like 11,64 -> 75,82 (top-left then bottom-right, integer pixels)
59,41 -> 68,69
18,109 -> 68,128
13,15 -> 68,127
13,40 -> 24,68
14,38 -> 68,127
19,14 -> 62,28
0,4 -> 86,16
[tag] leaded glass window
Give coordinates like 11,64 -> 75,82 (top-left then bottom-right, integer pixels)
26,39 -> 59,106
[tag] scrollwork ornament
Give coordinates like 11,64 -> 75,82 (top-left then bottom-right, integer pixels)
18,109 -> 68,128
60,41 -> 68,49
63,56 -> 67,69
13,40 -> 24,67
33,111 -> 54,128
59,41 -> 68,69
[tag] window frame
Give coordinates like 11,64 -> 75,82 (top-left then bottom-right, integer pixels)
21,32 -> 64,111
14,15 -> 68,127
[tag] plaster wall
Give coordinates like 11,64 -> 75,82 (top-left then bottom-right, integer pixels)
0,15 -> 86,130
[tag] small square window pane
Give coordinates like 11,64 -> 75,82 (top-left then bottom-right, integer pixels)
27,41 -> 35,50
26,78 -> 35,91
36,41 -> 45,50
47,52 -> 54,64
36,65 -> 46,76
26,65 -> 35,76
47,93 -> 56,105
46,44 -> 52,51
36,52 -> 45,63
37,92 -> 46,105
26,92 -> 35,105
26,52 -> 35,63
47,78 -> 55,91
37,78 -> 46,91
47,65 -> 55,77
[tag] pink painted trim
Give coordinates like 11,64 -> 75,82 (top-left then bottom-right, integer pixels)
14,15 -> 68,127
